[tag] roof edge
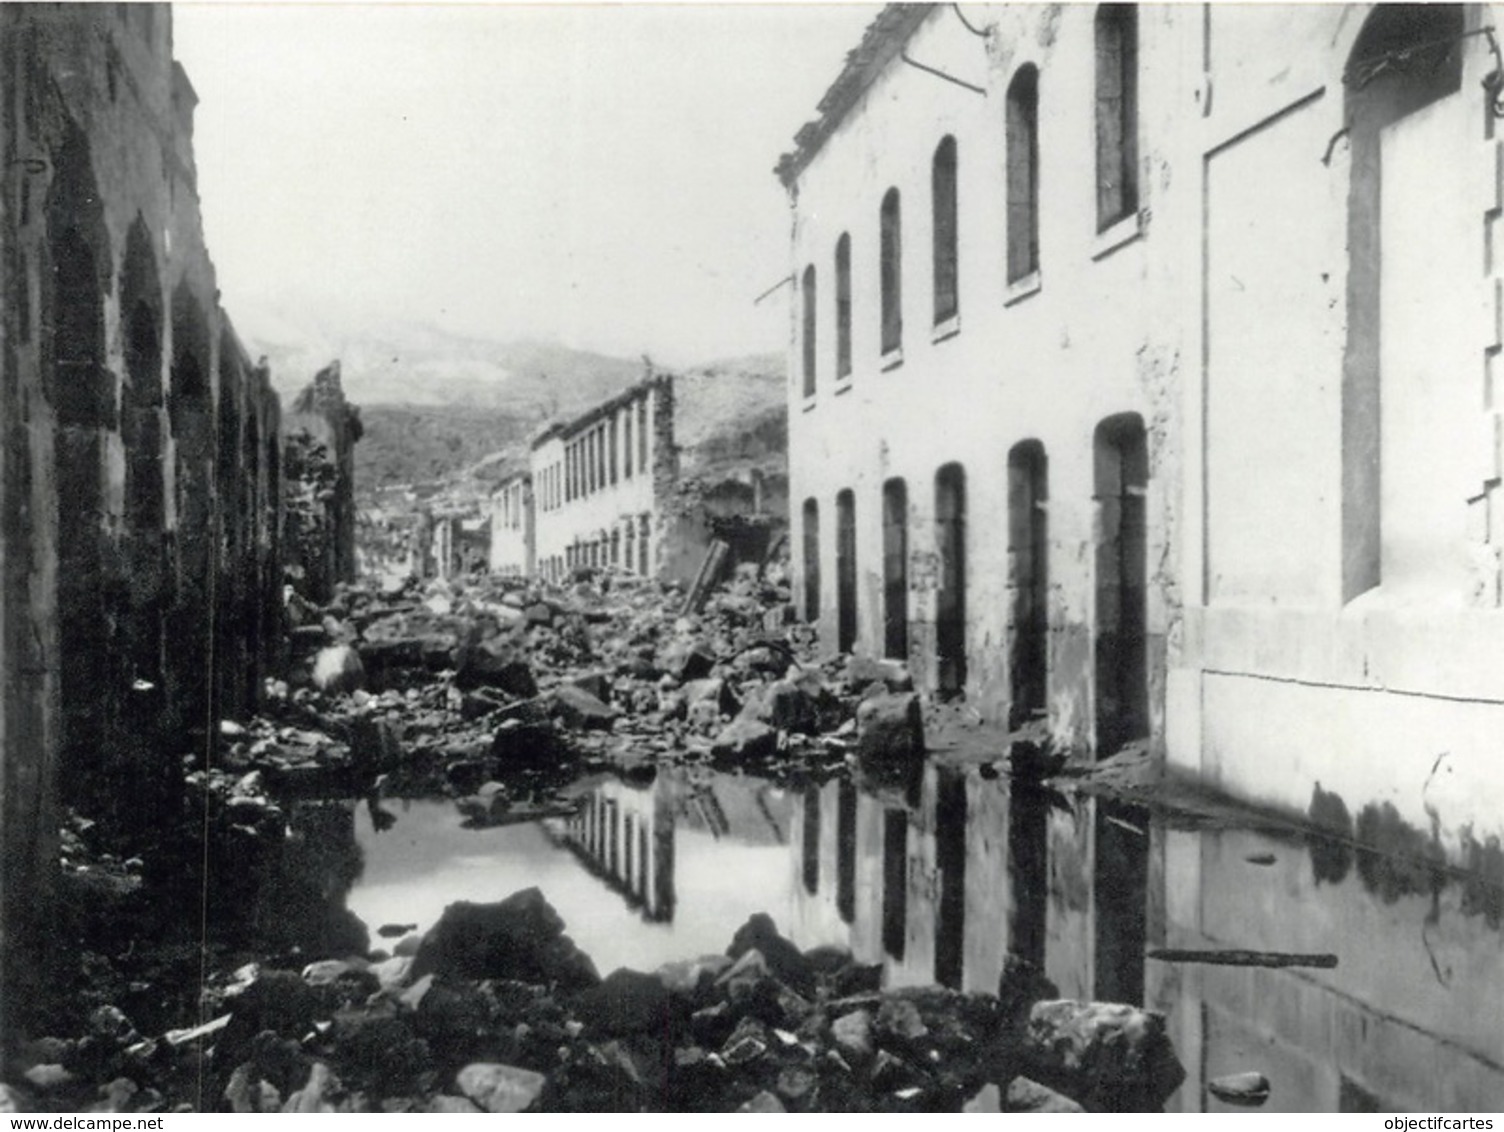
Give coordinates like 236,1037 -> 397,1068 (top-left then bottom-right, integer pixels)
774,4 -> 938,188
530,372 -> 674,452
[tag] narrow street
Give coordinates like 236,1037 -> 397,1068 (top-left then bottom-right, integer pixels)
2,1 -> 1503,1116
11,561 -> 1502,1112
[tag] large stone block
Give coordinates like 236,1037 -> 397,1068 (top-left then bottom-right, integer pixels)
409,888 -> 600,989
855,692 -> 924,762
1020,999 -> 1186,1111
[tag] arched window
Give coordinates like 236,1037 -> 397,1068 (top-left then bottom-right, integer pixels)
880,188 -> 903,354
836,488 -> 857,653
802,497 -> 821,621
935,462 -> 968,696
835,234 -> 852,380
1094,4 -> 1138,231
801,264 -> 817,397
1007,440 -> 1048,725
932,136 -> 959,324
47,122 -> 113,816
882,478 -> 909,660
1006,65 -> 1040,282
1093,414 -> 1148,755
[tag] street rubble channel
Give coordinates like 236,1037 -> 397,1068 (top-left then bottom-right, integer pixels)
5,562 -> 1188,1113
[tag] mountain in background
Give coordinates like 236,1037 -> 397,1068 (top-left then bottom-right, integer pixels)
235,301 -> 787,501
242,301 -> 643,415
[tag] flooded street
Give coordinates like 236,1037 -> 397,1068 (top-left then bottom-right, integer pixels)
284,757 -> 1504,1112
345,786 -> 793,976
12,1 -> 1504,1115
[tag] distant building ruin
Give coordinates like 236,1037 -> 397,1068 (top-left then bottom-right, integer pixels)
284,361 -> 363,602
530,372 -> 678,580
488,472 -> 534,578
496,369 -> 789,586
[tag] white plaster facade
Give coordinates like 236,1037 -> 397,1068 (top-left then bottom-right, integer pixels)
531,375 -> 674,581
782,3 -> 1504,860
782,4 -> 1193,753
487,473 -> 532,577
1170,3 -> 1504,865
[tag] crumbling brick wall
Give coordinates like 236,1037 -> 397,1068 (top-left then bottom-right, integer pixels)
0,4 -> 286,1055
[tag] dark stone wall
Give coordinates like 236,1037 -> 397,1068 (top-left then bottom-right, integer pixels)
285,361 -> 362,602
0,4 -> 285,1055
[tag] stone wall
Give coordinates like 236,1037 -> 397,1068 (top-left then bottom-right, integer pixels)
284,361 -> 362,603
0,4 -> 285,1053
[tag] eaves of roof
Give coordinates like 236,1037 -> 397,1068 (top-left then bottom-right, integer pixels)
774,4 -> 938,189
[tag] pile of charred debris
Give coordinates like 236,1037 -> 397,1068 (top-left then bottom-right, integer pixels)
5,563 -> 1191,1113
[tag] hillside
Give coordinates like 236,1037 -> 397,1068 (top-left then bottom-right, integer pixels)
673,354 -> 785,451
354,405 -> 536,496
674,354 -> 787,480
240,301 -> 789,506
238,300 -> 644,415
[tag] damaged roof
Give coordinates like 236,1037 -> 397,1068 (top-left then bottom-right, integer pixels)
774,4 -> 937,188
530,372 -> 672,451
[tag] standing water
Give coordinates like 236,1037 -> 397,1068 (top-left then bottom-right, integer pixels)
302,758 -> 1504,1112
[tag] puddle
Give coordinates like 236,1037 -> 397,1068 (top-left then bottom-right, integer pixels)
344,774 -> 797,975
283,758 -> 1504,1113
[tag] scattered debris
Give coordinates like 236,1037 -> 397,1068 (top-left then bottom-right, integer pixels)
1207,1071 -> 1271,1107
1146,949 -> 1338,970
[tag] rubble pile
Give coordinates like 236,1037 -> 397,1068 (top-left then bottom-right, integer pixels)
6,891 -> 1184,1113
8,560 -> 1195,1114
221,563 -> 925,816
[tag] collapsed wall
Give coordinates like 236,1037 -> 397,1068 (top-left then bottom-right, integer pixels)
0,4 -> 285,1053
285,361 -> 363,602
525,368 -> 790,588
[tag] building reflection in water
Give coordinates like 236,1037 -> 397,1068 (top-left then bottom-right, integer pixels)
783,759 -> 1504,1112
554,770 -> 790,925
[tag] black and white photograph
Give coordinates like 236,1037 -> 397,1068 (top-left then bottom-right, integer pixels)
0,0 -> 1501,1116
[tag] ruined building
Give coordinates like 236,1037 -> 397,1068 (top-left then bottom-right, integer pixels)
501,369 -> 789,587
0,5 -> 286,1047
530,373 -> 677,581
427,509 -> 489,578
780,4 -> 1504,865
488,471 -> 533,578
284,360 -> 362,603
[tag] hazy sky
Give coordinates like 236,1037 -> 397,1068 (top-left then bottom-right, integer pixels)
174,3 -> 882,367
